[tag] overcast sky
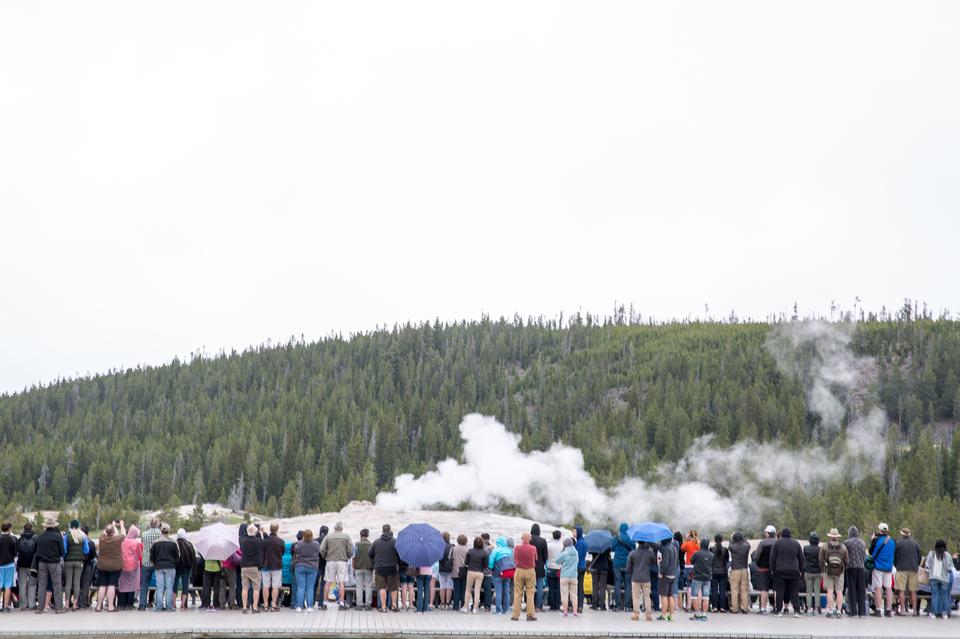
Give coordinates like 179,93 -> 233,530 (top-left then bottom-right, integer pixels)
2,1 -> 959,394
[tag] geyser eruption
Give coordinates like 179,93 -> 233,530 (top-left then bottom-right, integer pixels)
377,322 -> 887,529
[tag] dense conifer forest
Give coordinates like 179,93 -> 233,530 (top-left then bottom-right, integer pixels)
1,311 -> 959,546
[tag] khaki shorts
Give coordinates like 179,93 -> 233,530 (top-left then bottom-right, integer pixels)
894,570 -> 918,592
261,569 -> 282,589
871,570 -> 892,590
325,560 -> 348,583
823,573 -> 844,592
241,566 -> 262,589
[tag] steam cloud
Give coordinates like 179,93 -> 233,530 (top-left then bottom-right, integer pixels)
376,322 -> 887,530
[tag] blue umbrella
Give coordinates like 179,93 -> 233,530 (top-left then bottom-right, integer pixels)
396,523 -> 447,567
584,530 -> 613,553
627,522 -> 673,543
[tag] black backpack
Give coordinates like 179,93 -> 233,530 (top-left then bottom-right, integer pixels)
438,543 -> 454,573
18,535 -> 36,558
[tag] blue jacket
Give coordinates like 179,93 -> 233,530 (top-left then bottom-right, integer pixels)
558,546 -> 579,579
870,535 -> 896,572
488,537 -> 513,570
612,523 -> 633,569
574,526 -> 588,570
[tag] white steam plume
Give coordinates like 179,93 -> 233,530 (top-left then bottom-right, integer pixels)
377,322 -> 887,530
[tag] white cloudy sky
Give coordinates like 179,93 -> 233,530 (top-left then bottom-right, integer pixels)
1,1 -> 958,394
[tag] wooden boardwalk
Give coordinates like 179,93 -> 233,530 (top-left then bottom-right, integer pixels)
0,606 -> 956,639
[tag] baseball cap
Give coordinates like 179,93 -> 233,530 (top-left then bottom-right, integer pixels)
764,525 -> 777,534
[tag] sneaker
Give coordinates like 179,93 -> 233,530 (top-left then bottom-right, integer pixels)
689,614 -> 699,621
295,607 -> 302,613
562,612 -> 568,618
305,608 -> 314,614
656,615 -> 666,621
472,608 -> 478,615
794,612 -> 803,618
242,608 -> 249,614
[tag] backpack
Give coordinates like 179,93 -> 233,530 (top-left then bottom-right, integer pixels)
438,543 -> 454,573
826,543 -> 844,576
18,535 -> 36,558
494,554 -> 516,577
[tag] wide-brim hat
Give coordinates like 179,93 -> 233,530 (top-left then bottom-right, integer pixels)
827,528 -> 841,539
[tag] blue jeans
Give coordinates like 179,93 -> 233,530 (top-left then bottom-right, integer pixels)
482,576 -> 493,610
416,575 -> 431,612
139,566 -> 156,609
613,568 -> 631,609
155,568 -> 175,610
649,567 -> 660,611
452,577 -> 466,609
534,576 -> 545,610
295,566 -> 318,609
494,576 -> 512,612
174,568 -> 191,596
930,579 -> 951,616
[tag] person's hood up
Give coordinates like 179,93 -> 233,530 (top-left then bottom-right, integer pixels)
731,532 -> 744,544
808,532 -> 820,544
531,523 -> 541,536
495,537 -> 508,548
575,526 -> 584,539
848,526 -> 860,538
238,523 -> 249,539
380,531 -> 393,541
618,522 -> 629,534
319,526 -> 329,535
781,528 -> 792,538
21,530 -> 35,539
126,525 -> 140,539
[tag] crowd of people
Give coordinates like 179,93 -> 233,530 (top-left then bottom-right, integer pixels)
0,514 -> 957,623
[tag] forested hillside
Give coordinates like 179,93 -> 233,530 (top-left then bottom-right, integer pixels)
2,315 -> 960,545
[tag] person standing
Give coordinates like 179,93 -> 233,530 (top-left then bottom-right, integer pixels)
657,538 -> 678,621
867,522 -> 895,617
611,523 -> 633,611
510,532 -> 537,621
488,537 -> 515,615
557,538 -> 579,617
545,530 -> 562,611
200,557 -> 223,610
480,533 -> 494,611
752,525 -> 777,614
137,517 -> 161,610
710,534 -> 730,613
727,533 -> 750,614
574,527 -> 588,612
319,521 -> 352,608
689,539 -> 713,621
529,524 -> 548,613
96,523 -> 125,612
843,526 -> 867,618
436,532 -> 453,610
450,534 -> 469,611
292,529 -> 320,612
78,526 -> 97,609
119,524 -> 142,610
768,527 -> 803,617
369,524 -> 400,612
35,515 -> 65,614
802,532 -> 822,615
819,528 -> 848,617
260,523 -> 284,611
175,529 -> 197,610
149,523 -> 180,611
15,524 -> 38,610
239,524 -> 264,613
353,529 -> 374,610
625,541 -> 655,621
893,527 -> 921,616
0,523 -> 16,613
923,540 -> 953,618
589,548 -> 611,610
61,520 -> 88,611
462,537 -> 488,614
